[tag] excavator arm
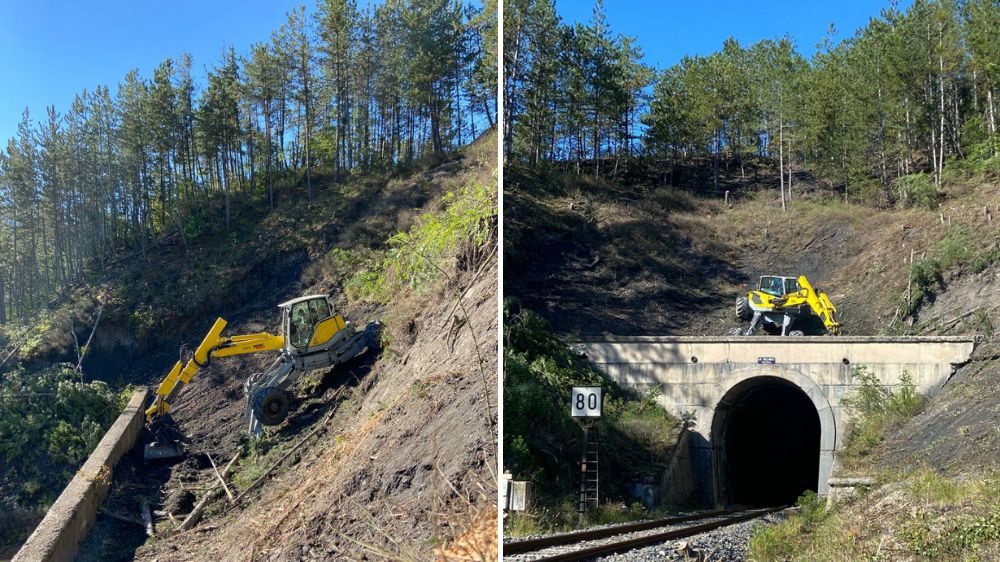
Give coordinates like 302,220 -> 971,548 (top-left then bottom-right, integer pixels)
773,276 -> 841,335
145,318 -> 284,422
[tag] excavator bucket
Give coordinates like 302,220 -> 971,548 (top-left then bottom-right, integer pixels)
144,417 -> 187,461
144,440 -> 185,461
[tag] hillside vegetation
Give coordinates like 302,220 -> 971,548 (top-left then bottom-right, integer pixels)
503,302 -> 679,534
1,129 -> 497,560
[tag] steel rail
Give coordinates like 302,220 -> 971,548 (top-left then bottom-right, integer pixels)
505,505 -> 787,561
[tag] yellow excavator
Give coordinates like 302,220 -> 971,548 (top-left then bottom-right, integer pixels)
144,294 -> 380,460
734,275 -> 840,336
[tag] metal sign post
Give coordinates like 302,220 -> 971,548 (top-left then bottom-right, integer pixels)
571,386 -> 603,513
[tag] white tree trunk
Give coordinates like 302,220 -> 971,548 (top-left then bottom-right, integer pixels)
779,115 -> 785,212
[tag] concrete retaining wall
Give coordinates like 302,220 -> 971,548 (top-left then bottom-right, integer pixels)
13,389 -> 148,562
659,426 -> 694,506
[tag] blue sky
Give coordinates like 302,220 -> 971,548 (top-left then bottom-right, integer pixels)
0,0 -> 339,144
1,1 -> 908,144
557,1 -> 913,70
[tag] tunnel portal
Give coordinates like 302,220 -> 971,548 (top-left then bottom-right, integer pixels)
711,376 -> 821,506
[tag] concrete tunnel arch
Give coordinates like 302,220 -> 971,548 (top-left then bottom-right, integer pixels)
709,368 -> 837,506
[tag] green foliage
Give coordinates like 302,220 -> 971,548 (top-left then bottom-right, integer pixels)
0,364 -> 130,505
183,213 -> 210,240
899,473 -> 1000,558
347,180 -> 496,303
936,226 -> 975,270
748,491 -> 832,560
972,246 -> 1000,274
231,436 -> 276,491
895,173 -> 939,209
907,227 -> 977,314
503,300 -> 679,513
840,366 -> 925,466
303,246 -> 369,289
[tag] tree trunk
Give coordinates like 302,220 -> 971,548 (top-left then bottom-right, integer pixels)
988,87 -> 997,155
779,115 -> 786,212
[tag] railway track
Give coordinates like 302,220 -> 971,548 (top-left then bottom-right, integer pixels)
503,505 -> 788,561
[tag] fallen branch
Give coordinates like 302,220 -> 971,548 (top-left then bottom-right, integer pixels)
76,299 -> 105,373
234,391 -> 342,504
176,451 -> 240,532
207,453 -> 235,503
140,499 -> 155,537
920,307 -> 981,335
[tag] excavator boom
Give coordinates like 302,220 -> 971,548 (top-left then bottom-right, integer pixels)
145,318 -> 284,422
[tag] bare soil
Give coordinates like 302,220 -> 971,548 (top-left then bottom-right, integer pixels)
132,253 -> 497,562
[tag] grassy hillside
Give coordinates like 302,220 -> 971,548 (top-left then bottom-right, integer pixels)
505,160 -> 1000,338
2,131 -> 497,560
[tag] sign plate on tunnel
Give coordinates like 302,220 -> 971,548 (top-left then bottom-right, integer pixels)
758,357 -> 776,364
571,387 -> 603,417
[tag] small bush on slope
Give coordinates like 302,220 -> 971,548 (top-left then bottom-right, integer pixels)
503,301 -> 679,533
748,491 -> 836,561
347,179 -> 496,303
840,366 -> 925,468
895,173 -> 939,210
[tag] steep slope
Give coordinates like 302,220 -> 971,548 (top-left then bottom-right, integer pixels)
136,252 -> 496,561
2,132 -> 497,561
506,164 -> 1000,338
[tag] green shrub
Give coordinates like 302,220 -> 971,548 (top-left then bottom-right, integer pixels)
348,180 -> 496,303
935,226 -> 974,270
966,139 -> 1000,178
0,364 -> 129,504
973,246 -> 1000,273
840,366 -> 925,466
907,227 -> 977,314
895,173 -> 939,209
748,491 -> 830,560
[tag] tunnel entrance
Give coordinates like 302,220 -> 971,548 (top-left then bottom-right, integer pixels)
711,376 -> 820,506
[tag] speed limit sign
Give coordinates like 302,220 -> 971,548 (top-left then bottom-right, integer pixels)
571,387 -> 603,417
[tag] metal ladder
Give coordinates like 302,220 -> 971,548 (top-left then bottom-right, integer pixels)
578,426 -> 599,512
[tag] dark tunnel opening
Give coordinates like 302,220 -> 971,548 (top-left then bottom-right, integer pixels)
712,376 -> 820,507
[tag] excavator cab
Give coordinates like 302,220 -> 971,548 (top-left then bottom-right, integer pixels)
279,295 -> 354,353
757,276 -> 799,297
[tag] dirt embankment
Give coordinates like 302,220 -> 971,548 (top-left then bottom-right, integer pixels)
506,165 -> 1000,339
133,254 -> 497,561
55,133 -> 498,561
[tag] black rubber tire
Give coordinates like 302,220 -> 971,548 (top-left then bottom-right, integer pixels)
366,329 -> 382,354
736,296 -> 751,321
252,386 -> 290,426
788,330 -> 805,337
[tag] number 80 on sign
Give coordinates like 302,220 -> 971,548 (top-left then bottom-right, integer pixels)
571,386 -> 603,418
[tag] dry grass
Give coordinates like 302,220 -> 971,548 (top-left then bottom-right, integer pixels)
433,502 -> 497,562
